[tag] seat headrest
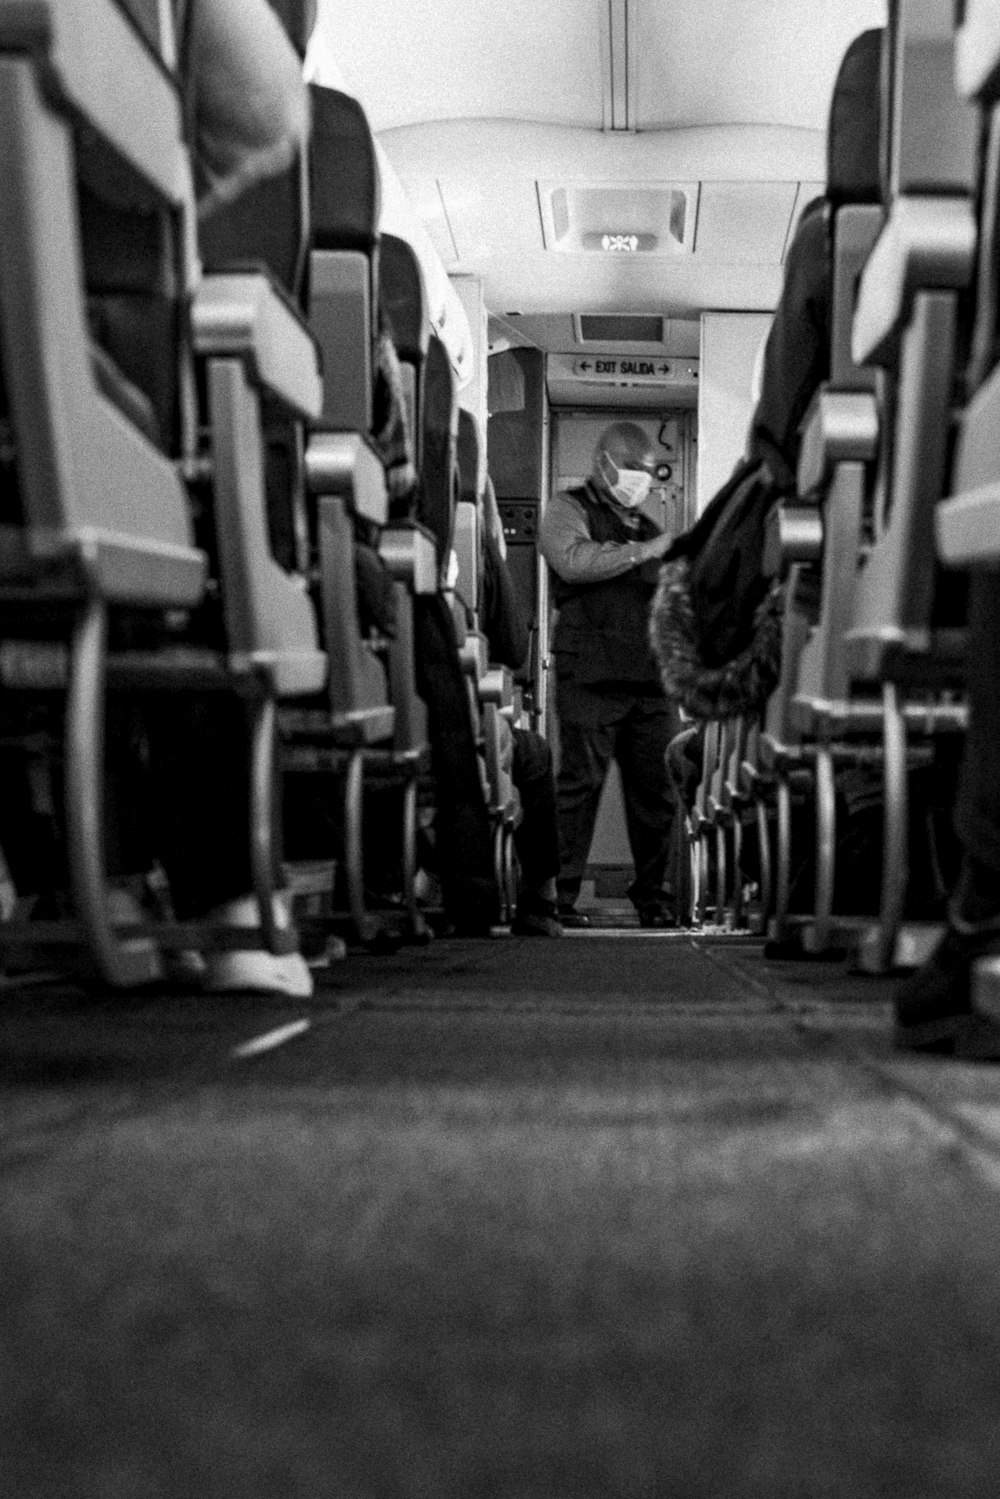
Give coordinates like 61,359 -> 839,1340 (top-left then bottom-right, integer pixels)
826,28 -> 884,207
380,235 -> 429,361
309,86 -> 381,252
266,0 -> 317,61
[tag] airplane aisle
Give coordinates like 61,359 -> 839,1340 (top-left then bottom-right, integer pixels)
3,937 -> 1000,1496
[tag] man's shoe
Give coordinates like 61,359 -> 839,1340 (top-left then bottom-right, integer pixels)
512,908 -> 563,938
200,894 -> 313,998
557,904 -> 592,929
894,916 -> 1000,1051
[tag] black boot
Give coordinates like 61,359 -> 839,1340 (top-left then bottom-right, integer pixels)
894,857 -> 1000,1052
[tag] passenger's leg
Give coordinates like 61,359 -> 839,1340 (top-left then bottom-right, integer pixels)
146,692 -> 311,995
953,573 -> 1000,894
147,694 -> 259,919
510,727 -> 561,935
414,594 -> 500,933
553,680 -> 618,921
896,573 -> 1000,1047
616,692 -> 676,924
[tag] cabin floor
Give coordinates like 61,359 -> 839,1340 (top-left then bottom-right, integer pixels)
4,918 -> 1000,1496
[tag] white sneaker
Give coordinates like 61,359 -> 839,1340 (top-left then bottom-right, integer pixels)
200,894 -> 313,998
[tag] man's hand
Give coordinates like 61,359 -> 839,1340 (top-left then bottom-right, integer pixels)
639,531 -> 674,563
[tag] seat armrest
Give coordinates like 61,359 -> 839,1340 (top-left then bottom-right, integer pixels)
379,522 -> 438,594
770,508 -> 823,571
852,197 -> 976,367
480,666 -> 513,709
797,390 -> 880,494
304,432 -> 388,525
460,630 -> 489,683
453,499 -> 480,612
192,273 -> 322,420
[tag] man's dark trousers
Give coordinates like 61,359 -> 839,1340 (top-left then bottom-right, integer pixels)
554,678 -> 675,911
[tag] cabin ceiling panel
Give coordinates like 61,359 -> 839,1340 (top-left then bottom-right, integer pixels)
394,176 -> 460,267
449,249 -> 784,320
435,175 -> 548,265
381,120 -> 825,184
693,181 -> 801,264
633,0 -> 886,131
318,1 -> 885,136
313,0 -> 605,132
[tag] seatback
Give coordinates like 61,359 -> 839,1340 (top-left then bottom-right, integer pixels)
955,1 -> 1000,393
934,1 -> 1000,566
886,0 -> 978,202
763,29 -> 884,725
308,85 -> 381,432
0,0 -> 201,599
455,409 -> 483,618
379,234 -> 431,467
827,28 -> 885,391
846,0 -> 977,673
185,0 -> 315,300
853,0 -> 978,371
421,334 -> 459,572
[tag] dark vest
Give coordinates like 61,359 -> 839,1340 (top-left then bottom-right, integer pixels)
550,484 -> 663,687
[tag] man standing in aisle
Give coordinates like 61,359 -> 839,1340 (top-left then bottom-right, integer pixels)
539,421 -> 677,928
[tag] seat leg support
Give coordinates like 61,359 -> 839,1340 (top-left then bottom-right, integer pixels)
249,694 -> 295,956
810,744 -> 837,953
877,681 -> 909,972
769,774 -> 793,943
66,596 -> 161,988
343,748 -> 376,942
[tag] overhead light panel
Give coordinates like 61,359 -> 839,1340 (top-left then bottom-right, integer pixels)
539,184 -> 698,255
580,232 -> 658,253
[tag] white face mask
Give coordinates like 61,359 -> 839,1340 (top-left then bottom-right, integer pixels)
603,454 -> 652,509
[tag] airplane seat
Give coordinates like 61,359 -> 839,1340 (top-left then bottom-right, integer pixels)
455,408 -> 485,628
450,407 -> 489,693
300,80 -> 398,756
307,85 -> 380,438
71,0 -> 189,455
455,408 -> 516,899
273,76 -> 446,942
0,0 -> 332,985
846,0 -> 977,657
782,27 -> 886,732
831,0 -> 978,969
377,246 -> 503,931
455,410 -> 514,705
925,0 -> 1000,1013
380,233 -> 431,474
749,27 -> 886,950
937,0 -> 1000,568
420,333 -> 460,577
0,0 -> 204,600
299,79 -> 391,714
